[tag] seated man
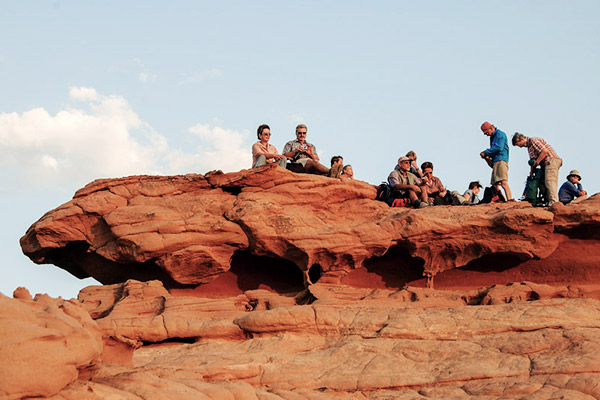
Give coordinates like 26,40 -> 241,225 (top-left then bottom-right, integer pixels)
420,161 -> 451,205
329,155 -> 344,178
559,170 -> 588,204
388,156 -> 428,208
282,124 -> 331,175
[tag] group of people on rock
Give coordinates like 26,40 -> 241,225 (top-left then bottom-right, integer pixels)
252,123 -> 353,180
251,121 -> 587,207
479,121 -> 586,206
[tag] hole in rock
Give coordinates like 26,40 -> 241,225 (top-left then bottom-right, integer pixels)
308,264 -> 322,284
43,241 -> 182,287
342,246 -> 425,289
142,337 -> 196,346
177,250 -> 305,297
221,186 -> 243,195
431,239 -> 600,289
556,224 -> 600,240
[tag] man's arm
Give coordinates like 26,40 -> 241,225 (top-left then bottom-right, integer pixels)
283,141 -> 301,159
532,148 -> 548,167
305,144 -> 319,162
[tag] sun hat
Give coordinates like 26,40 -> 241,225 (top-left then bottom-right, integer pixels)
567,170 -> 582,180
398,156 -> 410,162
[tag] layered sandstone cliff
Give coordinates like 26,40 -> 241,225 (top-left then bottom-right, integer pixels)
20,164 -> 600,289
5,166 -> 600,399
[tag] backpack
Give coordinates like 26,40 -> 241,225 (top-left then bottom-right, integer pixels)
523,167 -> 545,205
481,186 -> 507,204
375,182 -> 394,205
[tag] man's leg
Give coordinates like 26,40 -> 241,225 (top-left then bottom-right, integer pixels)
500,180 -> 512,201
544,158 -> 562,206
305,159 -> 330,175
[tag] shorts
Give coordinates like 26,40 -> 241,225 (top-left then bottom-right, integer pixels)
491,160 -> 509,185
296,158 -> 309,167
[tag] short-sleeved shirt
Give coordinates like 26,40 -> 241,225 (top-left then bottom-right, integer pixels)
251,142 -> 279,166
463,189 -> 480,205
526,137 -> 559,166
282,139 -> 317,162
421,175 -> 445,196
388,167 -> 419,191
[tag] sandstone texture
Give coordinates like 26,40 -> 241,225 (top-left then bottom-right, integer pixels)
19,165 -> 600,289
0,289 -> 102,400
6,280 -> 600,399
8,167 -> 600,399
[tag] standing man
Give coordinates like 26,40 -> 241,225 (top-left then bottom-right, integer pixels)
512,132 -> 563,206
388,156 -> 429,208
480,121 -> 513,201
282,124 -> 330,175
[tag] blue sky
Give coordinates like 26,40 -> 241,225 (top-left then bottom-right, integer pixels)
2,1 -> 599,299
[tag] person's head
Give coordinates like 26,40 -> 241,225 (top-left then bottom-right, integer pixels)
481,121 -> 495,137
468,180 -> 482,194
421,161 -> 434,177
342,165 -> 353,177
512,132 -> 527,147
567,170 -> 582,183
406,151 -> 417,162
295,124 -> 307,142
257,124 -> 270,140
397,156 -> 411,172
331,156 -> 343,166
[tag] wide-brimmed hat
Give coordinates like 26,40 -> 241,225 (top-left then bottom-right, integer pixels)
567,170 -> 582,180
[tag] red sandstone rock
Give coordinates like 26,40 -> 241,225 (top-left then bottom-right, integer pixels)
20,167 -> 600,289
12,167 -> 600,398
0,291 -> 102,399
21,279 -> 600,399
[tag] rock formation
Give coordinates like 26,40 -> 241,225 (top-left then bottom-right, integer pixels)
6,166 -> 600,399
20,164 -> 600,289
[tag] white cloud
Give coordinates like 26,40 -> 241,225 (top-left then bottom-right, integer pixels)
0,88 -> 251,192
69,86 -> 98,101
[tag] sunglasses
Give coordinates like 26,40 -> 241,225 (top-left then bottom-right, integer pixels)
296,132 -> 307,135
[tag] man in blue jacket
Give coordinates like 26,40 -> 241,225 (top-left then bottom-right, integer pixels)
480,121 -> 513,200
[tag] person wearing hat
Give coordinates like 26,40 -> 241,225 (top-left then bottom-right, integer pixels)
479,121 -> 513,201
512,132 -> 563,206
388,156 -> 429,208
559,170 -> 587,205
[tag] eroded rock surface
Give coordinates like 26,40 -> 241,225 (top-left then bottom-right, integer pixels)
13,280 -> 600,399
0,289 -> 102,400
20,166 -> 600,288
